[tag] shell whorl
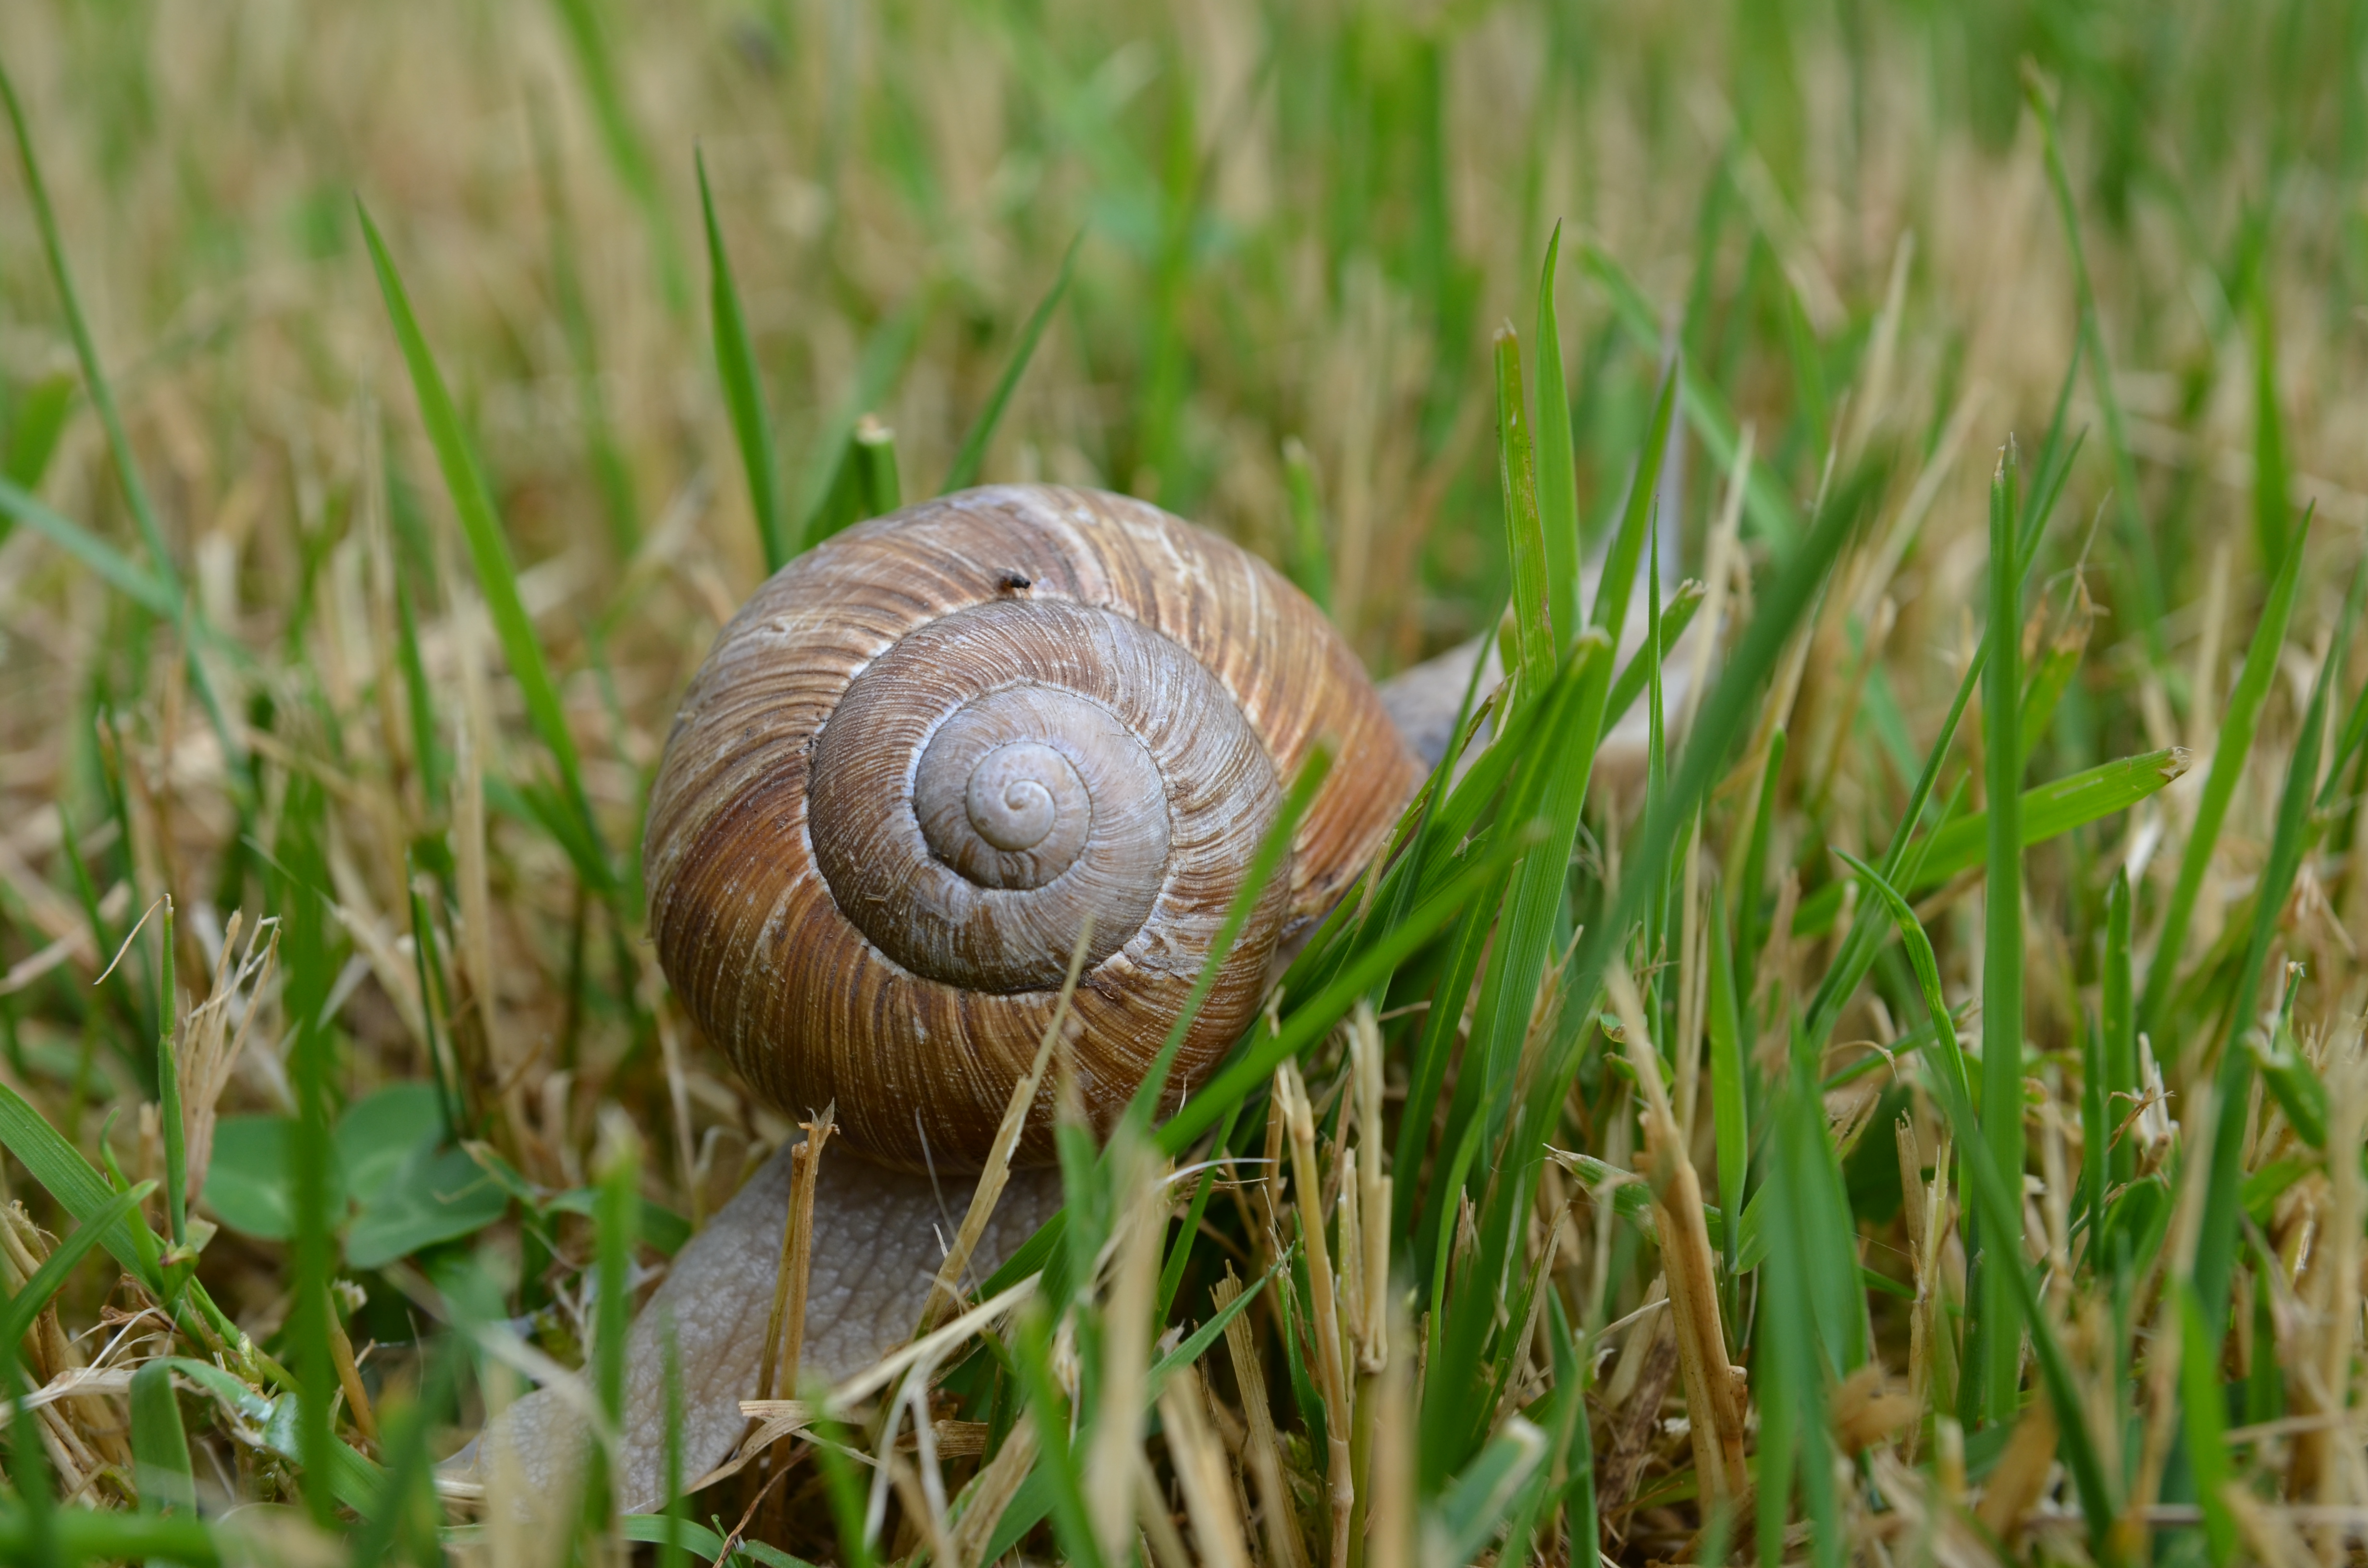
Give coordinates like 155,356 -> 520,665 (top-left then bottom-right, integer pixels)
643,485 -> 1421,1170
806,597 -> 1273,992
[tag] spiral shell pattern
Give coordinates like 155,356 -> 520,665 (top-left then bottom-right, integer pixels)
643,485 -> 1420,1169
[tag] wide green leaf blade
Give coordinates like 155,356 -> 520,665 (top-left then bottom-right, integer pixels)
344,1145 -> 513,1270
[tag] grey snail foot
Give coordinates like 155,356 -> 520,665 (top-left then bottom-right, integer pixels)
442,1144 -> 1062,1516
1377,631 -> 1688,784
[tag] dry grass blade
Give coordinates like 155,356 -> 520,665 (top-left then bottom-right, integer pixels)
1349,1001 -> 1391,1373
1157,1361 -> 1252,1568
1974,1397 -> 2057,1543
917,915 -> 1094,1335
174,910 -> 277,1201
1135,1452 -> 1196,1568
756,1105 -> 835,1404
1218,1264 -> 1308,1568
947,1411 -> 1038,1568
1086,1132 -> 1168,1568
1276,1059 -> 1355,1568
1606,967 -> 1747,1503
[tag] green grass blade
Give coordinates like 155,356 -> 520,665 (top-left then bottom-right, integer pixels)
387,463 -> 449,807
1755,1065 -> 1844,1568
1560,471 -> 1862,1092
1,370 -> 74,494
1280,437 -> 1333,612
1494,326 -> 1555,697
590,1126 -> 639,1531
0,476 -> 177,616
1591,360 -> 1679,641
1147,1248 -> 1278,1399
0,1509 -> 222,1564
1906,748 -> 2189,890
2319,665 -> 2368,812
1738,726 -> 1786,996
697,149 -> 789,573
2078,1014 -> 2108,1254
1462,634 -> 1614,1149
1154,1103 -> 1238,1322
0,1180 -> 153,1355
0,60 -> 251,799
0,62 -> 178,597
1535,223 -> 1581,646
530,92 -> 639,560
1122,747 -> 1329,1137
1801,383 -> 2074,1049
359,203 -> 613,892
691,147 -> 786,576
1708,885 -> 1749,1302
944,234 -> 1079,494
796,297 -> 927,551
853,416 -> 900,514
1604,578 -> 1705,734
278,772 -> 340,1528
806,1397 -> 883,1568
1581,243 -> 1802,551
2102,872 -> 2136,1188
2027,70 -> 2161,656
347,1348 -> 457,1566
1396,879 -> 1503,1258
2140,514 -> 2310,1047
1551,1298 -> 1598,1561
548,0 -> 687,313
1837,851 -> 2116,1556
2178,1282 -> 2238,1566
1435,352 -> 1674,1213
157,899 -> 186,1253
406,870 -> 466,1142
1434,1419 -> 1548,1566
1007,1304 -> 1105,1568
1977,440 -> 2026,1429
1158,815 -> 1541,1156
1647,548 -> 1669,836
2193,541 -> 2357,1333
0,1084 -> 162,1288
1447,454 -> 1868,1487
130,1358 -> 197,1519
2251,282 -> 2290,572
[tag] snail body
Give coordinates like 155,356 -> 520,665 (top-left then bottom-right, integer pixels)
644,484 -> 1421,1170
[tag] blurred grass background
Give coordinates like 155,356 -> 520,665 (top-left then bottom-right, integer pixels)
1,0 -> 2365,1561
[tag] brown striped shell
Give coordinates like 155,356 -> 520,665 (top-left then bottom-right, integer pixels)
644,485 -> 1421,1170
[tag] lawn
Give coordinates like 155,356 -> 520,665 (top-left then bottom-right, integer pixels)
0,1 -> 2359,1564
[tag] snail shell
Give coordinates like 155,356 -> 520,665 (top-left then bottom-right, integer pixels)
644,485 -> 1421,1170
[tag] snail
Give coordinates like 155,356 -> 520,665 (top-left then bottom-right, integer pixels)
451,480 -> 1695,1515
456,482 -> 1694,1513
641,484 -> 1422,1171
456,481 -> 1696,1513
459,485 -> 1425,1510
